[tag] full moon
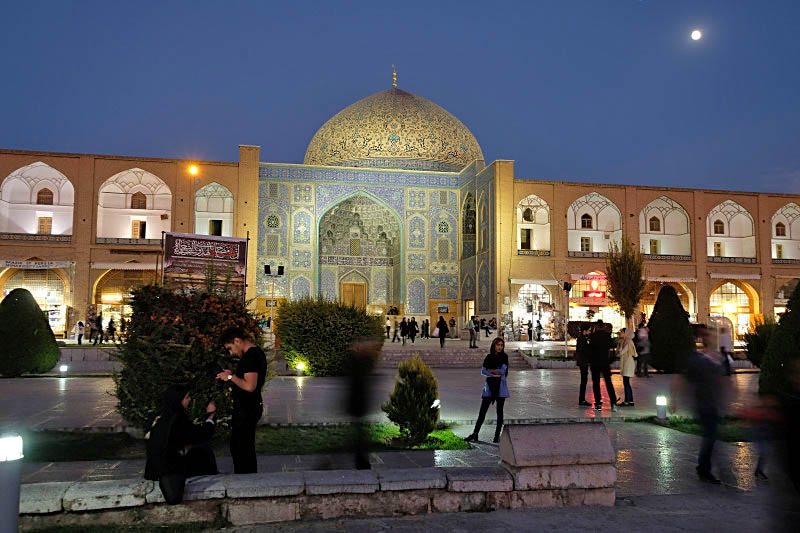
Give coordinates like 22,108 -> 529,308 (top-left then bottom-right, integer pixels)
691,29 -> 702,40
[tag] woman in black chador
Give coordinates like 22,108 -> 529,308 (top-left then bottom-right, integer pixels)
465,337 -> 510,443
145,385 -> 218,504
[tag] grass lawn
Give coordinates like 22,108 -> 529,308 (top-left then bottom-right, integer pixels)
647,415 -> 757,442
21,423 -> 468,463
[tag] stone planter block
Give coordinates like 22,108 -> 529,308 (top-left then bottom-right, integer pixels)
63,479 -> 153,511
19,482 -> 71,514
377,467 -> 447,491
504,463 -> 616,490
225,472 -> 305,498
303,470 -> 379,495
500,423 -> 614,467
444,467 -> 513,492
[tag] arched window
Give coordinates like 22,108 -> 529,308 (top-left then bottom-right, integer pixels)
580,213 -> 593,229
713,219 -> 724,235
36,188 -> 53,205
776,222 -> 787,237
131,192 -> 147,210
522,207 -> 533,222
649,216 -> 660,232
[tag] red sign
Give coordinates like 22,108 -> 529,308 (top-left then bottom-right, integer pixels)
583,291 -> 606,298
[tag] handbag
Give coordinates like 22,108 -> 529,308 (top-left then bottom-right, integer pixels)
432,327 -> 440,337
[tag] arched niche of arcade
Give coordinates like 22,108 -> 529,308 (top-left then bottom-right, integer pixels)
317,194 -> 402,310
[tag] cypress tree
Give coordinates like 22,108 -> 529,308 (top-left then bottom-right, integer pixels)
759,282 -> 800,397
647,285 -> 694,373
0,288 -> 60,377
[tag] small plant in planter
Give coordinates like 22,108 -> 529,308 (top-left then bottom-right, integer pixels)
382,354 -> 439,446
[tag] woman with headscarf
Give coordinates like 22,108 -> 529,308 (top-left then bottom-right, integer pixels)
465,337 -> 510,443
144,385 -> 218,504
616,329 -> 637,407
436,315 -> 449,349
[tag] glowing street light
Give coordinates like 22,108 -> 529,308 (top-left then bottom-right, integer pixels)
691,29 -> 702,41
656,395 -> 668,420
59,364 -> 69,377
0,433 -> 24,532
188,165 -> 199,175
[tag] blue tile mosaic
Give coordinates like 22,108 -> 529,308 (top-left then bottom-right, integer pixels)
407,278 -> 427,314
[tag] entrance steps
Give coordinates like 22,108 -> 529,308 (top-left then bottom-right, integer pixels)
376,344 -> 531,369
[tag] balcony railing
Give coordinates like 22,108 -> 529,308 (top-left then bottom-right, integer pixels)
773,258 -> 800,265
707,256 -> 757,264
517,249 -> 551,256
0,232 -> 72,243
96,237 -> 161,245
568,251 -> 608,258
643,253 -> 692,262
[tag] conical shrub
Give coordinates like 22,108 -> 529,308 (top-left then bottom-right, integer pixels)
647,285 -> 695,373
0,288 -> 60,376
759,282 -> 800,397
382,354 -> 439,445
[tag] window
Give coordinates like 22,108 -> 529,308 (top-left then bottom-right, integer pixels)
440,287 -> 447,298
580,236 -> 591,252
131,192 -> 147,210
522,208 -> 533,222
649,216 -> 661,232
349,238 -> 360,256
266,215 -> 280,228
776,244 -> 784,259
581,214 -> 593,229
131,220 -> 146,239
209,219 -> 222,236
437,220 -> 450,233
37,216 -> 52,234
36,188 -> 54,205
776,222 -> 787,237
438,239 -> 450,261
265,235 -> 279,256
713,219 -> 724,235
649,239 -> 659,254
268,183 -> 279,199
520,228 -> 531,250
713,241 -> 722,257
439,191 -> 448,205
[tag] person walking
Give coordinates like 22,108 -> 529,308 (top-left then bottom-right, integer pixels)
576,324 -> 592,406
635,322 -> 650,377
449,317 -> 457,339
467,316 -> 477,348
422,319 -> 429,339
216,327 -> 268,474
77,321 -> 85,345
399,317 -> 409,345
719,326 -> 733,375
589,320 -> 617,412
391,319 -> 400,343
472,316 -> 481,346
106,318 -> 117,344
409,317 -> 419,344
93,314 -> 104,345
535,320 -> 543,341
436,315 -> 449,349
480,318 -> 487,338
527,320 -> 533,343
385,317 -> 391,339
465,338 -> 510,443
617,329 -> 637,407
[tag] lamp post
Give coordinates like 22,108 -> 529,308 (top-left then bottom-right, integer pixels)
264,264 -> 284,327
0,433 -> 23,532
563,281 -> 572,359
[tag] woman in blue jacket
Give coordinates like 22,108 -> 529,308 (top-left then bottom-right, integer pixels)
465,337 -> 510,443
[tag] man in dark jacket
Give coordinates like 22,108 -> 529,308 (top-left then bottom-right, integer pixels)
399,318 -> 409,345
576,324 -> 592,406
589,320 -> 617,411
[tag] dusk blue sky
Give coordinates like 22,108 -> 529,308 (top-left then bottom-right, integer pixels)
2,1 -> 799,193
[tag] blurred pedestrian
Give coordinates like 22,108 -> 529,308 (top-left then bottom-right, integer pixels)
392,319 -> 400,343
616,329 -> 636,407
399,317 -> 409,345
576,324 -> 592,406
467,316 -> 477,348
77,321 -> 85,345
635,322 -> 650,377
347,337 -> 380,469
409,317 -> 419,344
739,395 -> 783,480
465,337 -> 510,443
480,317 -> 488,337
93,314 -> 104,345
385,317 -> 391,339
527,320 -> 533,343
449,316 -> 457,338
436,315 -> 449,349
422,319 -> 429,339
106,318 -> 117,343
589,320 -> 618,412
535,320 -> 543,341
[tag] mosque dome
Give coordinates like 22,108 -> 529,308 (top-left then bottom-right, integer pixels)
303,88 -> 483,172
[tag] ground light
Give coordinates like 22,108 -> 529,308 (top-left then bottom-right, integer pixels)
0,433 -> 23,532
656,395 -> 668,420
59,364 -> 69,377
295,361 -> 307,375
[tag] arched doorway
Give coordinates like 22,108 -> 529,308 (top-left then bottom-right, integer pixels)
709,281 -> 758,340
93,267 -> 157,329
1,267 -> 69,336
640,281 -> 693,322
317,193 -> 402,312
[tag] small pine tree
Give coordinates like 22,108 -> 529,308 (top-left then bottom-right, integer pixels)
605,236 -> 647,330
647,285 -> 695,373
759,283 -> 800,397
0,288 -> 60,377
744,317 -> 778,367
382,354 -> 439,445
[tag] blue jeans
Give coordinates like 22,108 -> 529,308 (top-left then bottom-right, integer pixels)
623,376 -> 633,403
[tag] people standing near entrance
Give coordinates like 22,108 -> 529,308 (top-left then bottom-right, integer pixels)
535,320 -> 543,341
216,327 -> 267,474
385,317 -> 391,339
107,318 -> 117,344
436,316 -> 449,349
465,338 -> 510,443
399,317 -> 409,346
409,317 -> 419,344
576,324 -> 592,406
589,320 -> 617,412
77,321 -> 85,345
392,319 -> 400,343
467,316 -> 477,348
449,316 -> 457,338
93,314 -> 104,345
616,329 -> 636,407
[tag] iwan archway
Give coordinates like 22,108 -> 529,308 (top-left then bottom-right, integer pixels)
317,192 -> 403,311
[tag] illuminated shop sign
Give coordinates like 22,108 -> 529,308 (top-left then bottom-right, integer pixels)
583,291 -> 606,298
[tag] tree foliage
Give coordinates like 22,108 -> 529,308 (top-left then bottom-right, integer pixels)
744,317 -> 778,368
276,297 -> 384,376
113,284 -> 265,430
0,288 -> 60,377
759,283 -> 800,397
605,236 -> 647,327
382,354 -> 440,445
647,285 -> 695,373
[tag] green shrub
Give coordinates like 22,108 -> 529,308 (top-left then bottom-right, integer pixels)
276,297 -> 384,376
381,354 -> 439,445
647,285 -> 695,373
760,283 -> 800,397
0,288 -> 60,377
113,284 -> 265,430
744,318 -> 778,367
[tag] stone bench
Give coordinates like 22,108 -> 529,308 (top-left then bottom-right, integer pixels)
19,423 -> 615,529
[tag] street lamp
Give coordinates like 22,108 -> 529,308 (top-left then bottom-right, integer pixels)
0,433 -> 23,532
264,264 -> 285,327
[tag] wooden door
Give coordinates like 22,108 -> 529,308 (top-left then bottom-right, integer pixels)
341,282 -> 366,309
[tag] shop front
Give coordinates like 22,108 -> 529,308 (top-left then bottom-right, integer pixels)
774,278 -> 798,320
639,278 -> 696,323
93,263 -> 157,330
514,282 -> 556,340
709,280 -> 758,341
0,261 -> 71,337
569,272 -> 625,331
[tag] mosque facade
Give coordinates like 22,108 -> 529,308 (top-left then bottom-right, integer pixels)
1,84 -> 799,342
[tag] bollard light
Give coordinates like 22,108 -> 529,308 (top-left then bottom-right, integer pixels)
431,399 -> 441,409
0,433 -> 23,532
540,349 -> 545,355
656,395 -> 668,420
296,361 -> 306,371
59,364 -> 69,377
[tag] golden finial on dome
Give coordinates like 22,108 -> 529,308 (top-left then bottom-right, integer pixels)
392,64 -> 397,88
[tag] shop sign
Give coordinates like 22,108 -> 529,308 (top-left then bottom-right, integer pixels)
437,304 -> 449,313
162,232 -> 247,298
583,291 -> 606,299
1,260 -> 71,269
